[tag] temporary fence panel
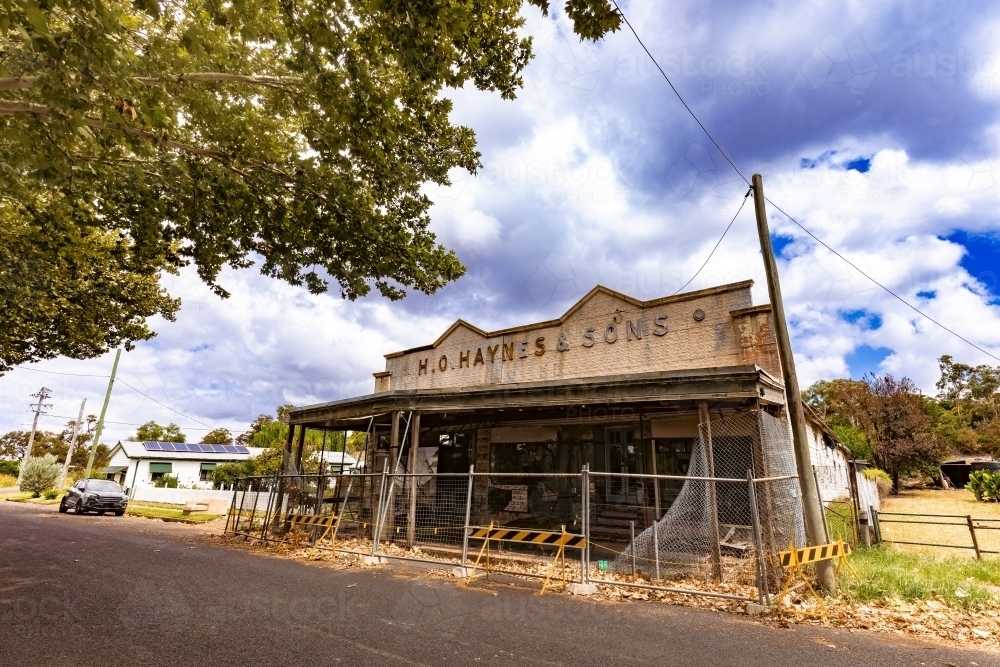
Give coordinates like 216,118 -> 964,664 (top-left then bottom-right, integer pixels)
602,410 -> 803,594
225,413 -> 807,602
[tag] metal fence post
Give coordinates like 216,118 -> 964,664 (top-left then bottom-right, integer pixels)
582,464 -> 591,583
461,464 -> 475,567
747,469 -> 769,606
330,475 -> 354,546
630,520 -> 637,581
260,474 -> 279,542
244,478 -> 260,540
870,506 -> 882,544
225,479 -> 240,534
652,520 -> 660,582
372,467 -> 388,556
968,515 -> 983,561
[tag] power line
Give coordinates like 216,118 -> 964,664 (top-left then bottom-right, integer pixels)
116,378 -> 214,428
765,197 -> 1000,364
27,413 -> 221,430
611,1 -> 749,186
15,366 -> 106,378
611,2 -> 1000,364
671,187 -> 751,295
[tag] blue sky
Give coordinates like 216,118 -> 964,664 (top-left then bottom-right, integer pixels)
2,0 -> 1000,441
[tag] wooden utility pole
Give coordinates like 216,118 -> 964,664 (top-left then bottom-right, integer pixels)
751,173 -> 836,593
16,387 -> 52,489
84,349 -> 121,480
58,398 -> 87,490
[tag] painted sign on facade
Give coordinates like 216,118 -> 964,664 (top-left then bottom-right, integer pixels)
375,281 -> 779,392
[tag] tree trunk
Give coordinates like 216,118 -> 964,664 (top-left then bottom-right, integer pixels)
891,471 -> 900,495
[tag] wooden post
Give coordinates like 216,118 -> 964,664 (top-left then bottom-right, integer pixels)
698,402 -> 724,583
751,173 -> 836,593
58,398 -> 86,490
294,424 -> 306,473
968,516 -> 982,561
406,412 -> 421,548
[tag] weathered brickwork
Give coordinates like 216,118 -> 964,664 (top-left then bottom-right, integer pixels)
376,281 -> 780,392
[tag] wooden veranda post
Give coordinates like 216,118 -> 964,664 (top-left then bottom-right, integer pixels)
751,173 -> 836,593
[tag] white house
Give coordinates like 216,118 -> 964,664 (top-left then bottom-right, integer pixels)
103,441 -> 265,493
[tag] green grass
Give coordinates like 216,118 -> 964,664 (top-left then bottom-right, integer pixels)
841,545 -> 1000,607
825,501 -> 857,544
1,491 -> 36,501
129,500 -> 188,510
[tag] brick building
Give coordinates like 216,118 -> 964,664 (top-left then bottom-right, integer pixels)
284,280 -> 859,524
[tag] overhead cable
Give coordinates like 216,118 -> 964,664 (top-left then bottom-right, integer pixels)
611,1 -> 1000,363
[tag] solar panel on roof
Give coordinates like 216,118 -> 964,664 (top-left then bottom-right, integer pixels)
223,445 -> 238,454
144,441 -> 161,451
215,445 -> 230,453
234,446 -> 249,454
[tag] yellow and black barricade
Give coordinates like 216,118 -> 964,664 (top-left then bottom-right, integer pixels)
275,512 -> 339,550
466,523 -> 586,595
776,538 -> 858,614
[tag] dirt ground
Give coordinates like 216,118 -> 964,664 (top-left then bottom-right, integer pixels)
880,489 -> 1000,559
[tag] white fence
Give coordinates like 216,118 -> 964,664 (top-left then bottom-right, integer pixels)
131,487 -> 273,512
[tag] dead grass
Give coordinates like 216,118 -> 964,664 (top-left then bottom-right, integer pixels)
879,489 -> 1000,559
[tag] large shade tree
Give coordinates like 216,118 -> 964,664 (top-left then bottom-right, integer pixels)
0,0 -> 620,372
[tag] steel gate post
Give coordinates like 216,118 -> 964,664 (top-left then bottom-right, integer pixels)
372,467 -> 388,556
331,475 -> 354,546
233,477 -> 249,535
260,474 -> 279,542
244,478 -> 260,540
652,520 -> 660,582
583,464 -> 590,583
630,520 -> 637,581
461,465 -> 475,567
748,469 -> 769,606
225,479 -> 240,534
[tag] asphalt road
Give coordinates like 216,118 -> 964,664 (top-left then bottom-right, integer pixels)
1,501 -> 995,667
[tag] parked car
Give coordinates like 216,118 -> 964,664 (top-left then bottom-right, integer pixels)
59,479 -> 128,516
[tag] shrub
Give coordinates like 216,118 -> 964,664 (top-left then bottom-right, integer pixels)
19,455 -> 61,497
0,473 -> 17,488
42,488 -> 59,500
967,469 -> 1000,502
863,467 -> 892,499
0,460 -> 19,477
153,474 -> 179,488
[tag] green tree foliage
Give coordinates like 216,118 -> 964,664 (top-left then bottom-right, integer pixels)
857,375 -> 948,494
200,428 -> 233,445
805,374 -> 948,492
132,421 -> 186,442
933,355 -> 1000,456
153,473 -> 179,488
0,416 -> 101,477
212,447 -> 283,488
966,469 -> 1000,502
0,0 -> 620,372
19,453 -> 59,496
804,379 -> 872,459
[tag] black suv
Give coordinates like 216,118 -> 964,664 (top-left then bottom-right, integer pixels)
59,479 -> 128,516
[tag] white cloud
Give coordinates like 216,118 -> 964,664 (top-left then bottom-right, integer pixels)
4,1 -> 1000,442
